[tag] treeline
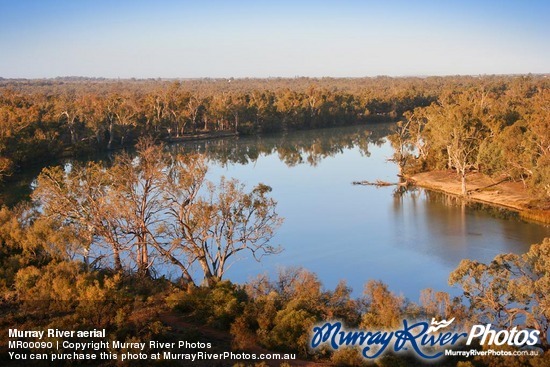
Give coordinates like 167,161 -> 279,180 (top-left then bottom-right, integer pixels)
3,74 -> 510,181
389,75 -> 549,204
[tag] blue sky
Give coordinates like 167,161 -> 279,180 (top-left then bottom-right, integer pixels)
0,0 -> 548,78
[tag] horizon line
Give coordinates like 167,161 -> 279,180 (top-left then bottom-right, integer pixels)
1,73 -> 549,81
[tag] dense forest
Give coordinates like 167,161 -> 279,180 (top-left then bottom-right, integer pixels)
1,75 -> 548,206
1,75 -> 549,366
388,76 -> 549,206
0,75 -> 480,180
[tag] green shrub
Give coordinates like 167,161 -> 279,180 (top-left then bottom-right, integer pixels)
171,280 -> 247,329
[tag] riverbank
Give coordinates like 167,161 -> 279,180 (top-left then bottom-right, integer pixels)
409,170 -> 550,225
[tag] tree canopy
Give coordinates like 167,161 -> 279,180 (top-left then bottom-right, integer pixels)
32,139 -> 282,286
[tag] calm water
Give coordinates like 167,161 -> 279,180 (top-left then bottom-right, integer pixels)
8,124 -> 549,300
166,124 -> 550,300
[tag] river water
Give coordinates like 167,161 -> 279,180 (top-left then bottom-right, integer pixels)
5,123 -> 548,300
165,123 -> 550,300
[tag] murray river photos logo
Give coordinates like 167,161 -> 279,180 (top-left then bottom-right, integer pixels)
310,318 -> 540,360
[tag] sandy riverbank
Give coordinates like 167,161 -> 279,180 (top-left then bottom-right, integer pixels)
409,170 -> 550,224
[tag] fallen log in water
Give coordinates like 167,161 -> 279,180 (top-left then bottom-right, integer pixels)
352,179 -> 408,187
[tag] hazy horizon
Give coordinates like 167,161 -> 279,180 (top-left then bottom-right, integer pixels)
1,73 -> 549,81
1,0 -> 548,79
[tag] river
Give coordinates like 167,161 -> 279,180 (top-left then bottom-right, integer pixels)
164,123 -> 550,300
5,123 -> 549,300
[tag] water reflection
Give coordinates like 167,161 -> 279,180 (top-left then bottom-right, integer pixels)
391,189 -> 535,269
1,124 -> 388,206
161,123 -> 548,299
166,123 -> 389,168
3,123 -> 549,300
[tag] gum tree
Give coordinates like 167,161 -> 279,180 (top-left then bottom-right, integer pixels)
449,238 -> 550,351
33,140 -> 283,285
423,90 -> 490,195
163,175 -> 283,286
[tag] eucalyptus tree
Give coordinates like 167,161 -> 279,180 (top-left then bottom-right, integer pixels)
104,92 -> 137,149
80,93 -> 107,145
112,93 -> 138,146
186,93 -> 204,132
57,92 -> 81,146
249,90 -> 278,133
164,82 -> 189,137
449,238 -> 550,351
159,148 -> 283,285
387,116 -> 414,176
33,162 -> 125,272
164,177 -> 282,286
422,90 -> 490,195
210,92 -> 232,131
388,109 -> 430,176
503,88 -> 550,199
32,140 -> 283,284
142,89 -> 167,134
108,139 -> 167,276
